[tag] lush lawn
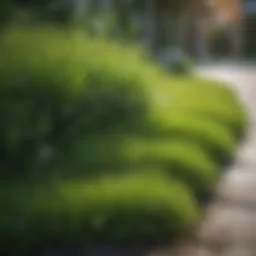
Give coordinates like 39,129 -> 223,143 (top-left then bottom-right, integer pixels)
0,27 -> 247,255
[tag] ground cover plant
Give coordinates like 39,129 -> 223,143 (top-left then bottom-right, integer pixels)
0,26 -> 247,255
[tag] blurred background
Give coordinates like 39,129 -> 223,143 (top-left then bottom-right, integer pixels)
1,0 -> 256,62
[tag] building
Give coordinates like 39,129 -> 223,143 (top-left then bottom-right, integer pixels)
171,0 -> 243,60
206,0 -> 256,58
204,0 -> 243,59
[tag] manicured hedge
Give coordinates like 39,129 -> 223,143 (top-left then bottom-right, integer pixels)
153,115 -> 237,163
0,26 -> 247,255
53,134 -> 218,196
150,76 -> 247,138
0,27 -> 148,175
1,173 -> 199,254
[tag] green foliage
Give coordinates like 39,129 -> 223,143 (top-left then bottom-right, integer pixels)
154,115 -> 237,163
0,26 -> 247,255
55,73 -> 247,193
169,57 -> 193,74
1,173 -> 198,254
150,76 -> 247,138
40,133 -> 218,198
0,27 -> 148,174
158,49 -> 194,75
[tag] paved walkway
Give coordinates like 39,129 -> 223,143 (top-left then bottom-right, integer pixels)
151,64 -> 256,256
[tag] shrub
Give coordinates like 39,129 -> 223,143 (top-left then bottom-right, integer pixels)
120,138 -> 219,196
0,25 -> 247,256
44,133 -> 218,198
37,73 -> 246,195
150,76 -> 247,138
157,48 -> 194,75
1,173 -> 199,254
151,114 -> 237,164
163,141 -> 218,196
0,26 -> 148,174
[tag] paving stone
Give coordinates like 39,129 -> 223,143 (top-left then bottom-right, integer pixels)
181,246 -> 214,256
219,246 -> 256,256
217,171 -> 256,204
238,145 -> 256,166
238,132 -> 256,164
198,203 -> 256,248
